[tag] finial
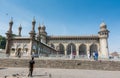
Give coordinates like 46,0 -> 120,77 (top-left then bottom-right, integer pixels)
32,16 -> 36,22
9,17 -> 13,24
101,18 -> 104,22
19,24 -> 22,29
102,19 -> 105,24
102,20 -> 105,23
39,23 -> 41,27
38,23 -> 41,30
42,21 -> 44,26
11,17 -> 13,21
100,20 -> 106,27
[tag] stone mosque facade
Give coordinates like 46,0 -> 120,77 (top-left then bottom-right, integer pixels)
5,18 -> 109,58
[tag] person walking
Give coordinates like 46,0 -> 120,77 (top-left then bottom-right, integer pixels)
28,57 -> 35,77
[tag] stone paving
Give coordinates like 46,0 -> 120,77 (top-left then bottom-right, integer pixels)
0,68 -> 120,78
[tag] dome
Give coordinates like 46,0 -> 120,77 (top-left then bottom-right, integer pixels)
19,24 -> 22,29
32,17 -> 36,24
100,22 -> 107,29
38,25 -> 41,30
9,18 -> 13,25
100,22 -> 106,27
41,24 -> 46,30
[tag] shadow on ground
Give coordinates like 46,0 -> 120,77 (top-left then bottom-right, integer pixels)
0,68 -> 7,70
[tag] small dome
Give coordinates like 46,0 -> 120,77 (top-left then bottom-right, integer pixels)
32,17 -> 36,23
99,22 -> 108,32
19,24 -> 22,29
41,24 -> 46,30
38,25 -> 41,30
9,18 -> 13,24
100,22 -> 106,27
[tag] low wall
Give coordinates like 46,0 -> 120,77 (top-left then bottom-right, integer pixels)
0,58 -> 120,71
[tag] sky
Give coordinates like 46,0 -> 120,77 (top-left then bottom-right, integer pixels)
0,0 -> 120,52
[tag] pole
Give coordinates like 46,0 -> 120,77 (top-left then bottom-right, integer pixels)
70,45 -> 73,59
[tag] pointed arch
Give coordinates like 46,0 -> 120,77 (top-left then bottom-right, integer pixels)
58,43 -> 65,54
67,43 -> 76,55
79,44 -> 87,55
16,48 -> 22,57
90,43 -> 98,56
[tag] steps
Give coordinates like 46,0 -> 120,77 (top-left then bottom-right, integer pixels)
0,58 -> 120,71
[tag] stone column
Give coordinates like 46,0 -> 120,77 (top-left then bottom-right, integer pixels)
86,44 -> 90,58
64,44 -> 67,56
99,38 -> 109,58
29,40 -> 33,57
97,44 -> 100,58
76,44 -> 79,57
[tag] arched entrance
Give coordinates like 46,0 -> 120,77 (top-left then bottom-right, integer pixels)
90,44 -> 98,57
58,43 -> 65,54
16,48 -> 21,57
79,44 -> 87,55
67,43 -> 76,55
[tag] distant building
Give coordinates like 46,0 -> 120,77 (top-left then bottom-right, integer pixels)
110,52 -> 120,58
5,18 -> 109,58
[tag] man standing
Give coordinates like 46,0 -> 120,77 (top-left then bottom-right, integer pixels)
28,57 -> 35,77
95,51 -> 98,61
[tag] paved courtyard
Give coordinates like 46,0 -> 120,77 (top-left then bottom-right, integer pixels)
0,68 -> 120,78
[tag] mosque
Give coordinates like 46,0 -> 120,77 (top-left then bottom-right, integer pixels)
5,18 -> 109,58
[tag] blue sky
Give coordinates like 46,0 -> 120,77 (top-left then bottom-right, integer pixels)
0,0 -> 120,52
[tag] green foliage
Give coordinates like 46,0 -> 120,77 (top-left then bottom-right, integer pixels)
0,35 -> 6,49
12,34 -> 17,37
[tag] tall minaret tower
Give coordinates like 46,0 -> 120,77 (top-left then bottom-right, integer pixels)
98,22 -> 109,58
29,18 -> 36,55
5,18 -> 13,56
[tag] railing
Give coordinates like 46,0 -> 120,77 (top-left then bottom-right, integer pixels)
1,52 -> 120,61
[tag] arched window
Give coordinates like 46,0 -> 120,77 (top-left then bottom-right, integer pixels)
11,48 -> 15,53
90,44 -> 98,56
79,44 -> 87,55
67,43 -> 76,55
58,43 -> 65,54
16,48 -> 21,57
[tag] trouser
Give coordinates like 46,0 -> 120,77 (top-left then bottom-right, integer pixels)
28,68 -> 33,77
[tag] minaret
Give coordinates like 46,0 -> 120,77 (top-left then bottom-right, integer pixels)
18,24 -> 22,36
32,17 -> 36,32
29,17 -> 36,39
40,23 -> 47,43
37,23 -> 41,41
29,18 -> 36,56
98,22 -> 109,58
5,18 -> 13,56
8,18 -> 13,34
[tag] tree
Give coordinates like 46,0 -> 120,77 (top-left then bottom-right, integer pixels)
0,35 -> 6,49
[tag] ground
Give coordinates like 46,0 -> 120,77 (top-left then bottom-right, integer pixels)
0,68 -> 120,78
